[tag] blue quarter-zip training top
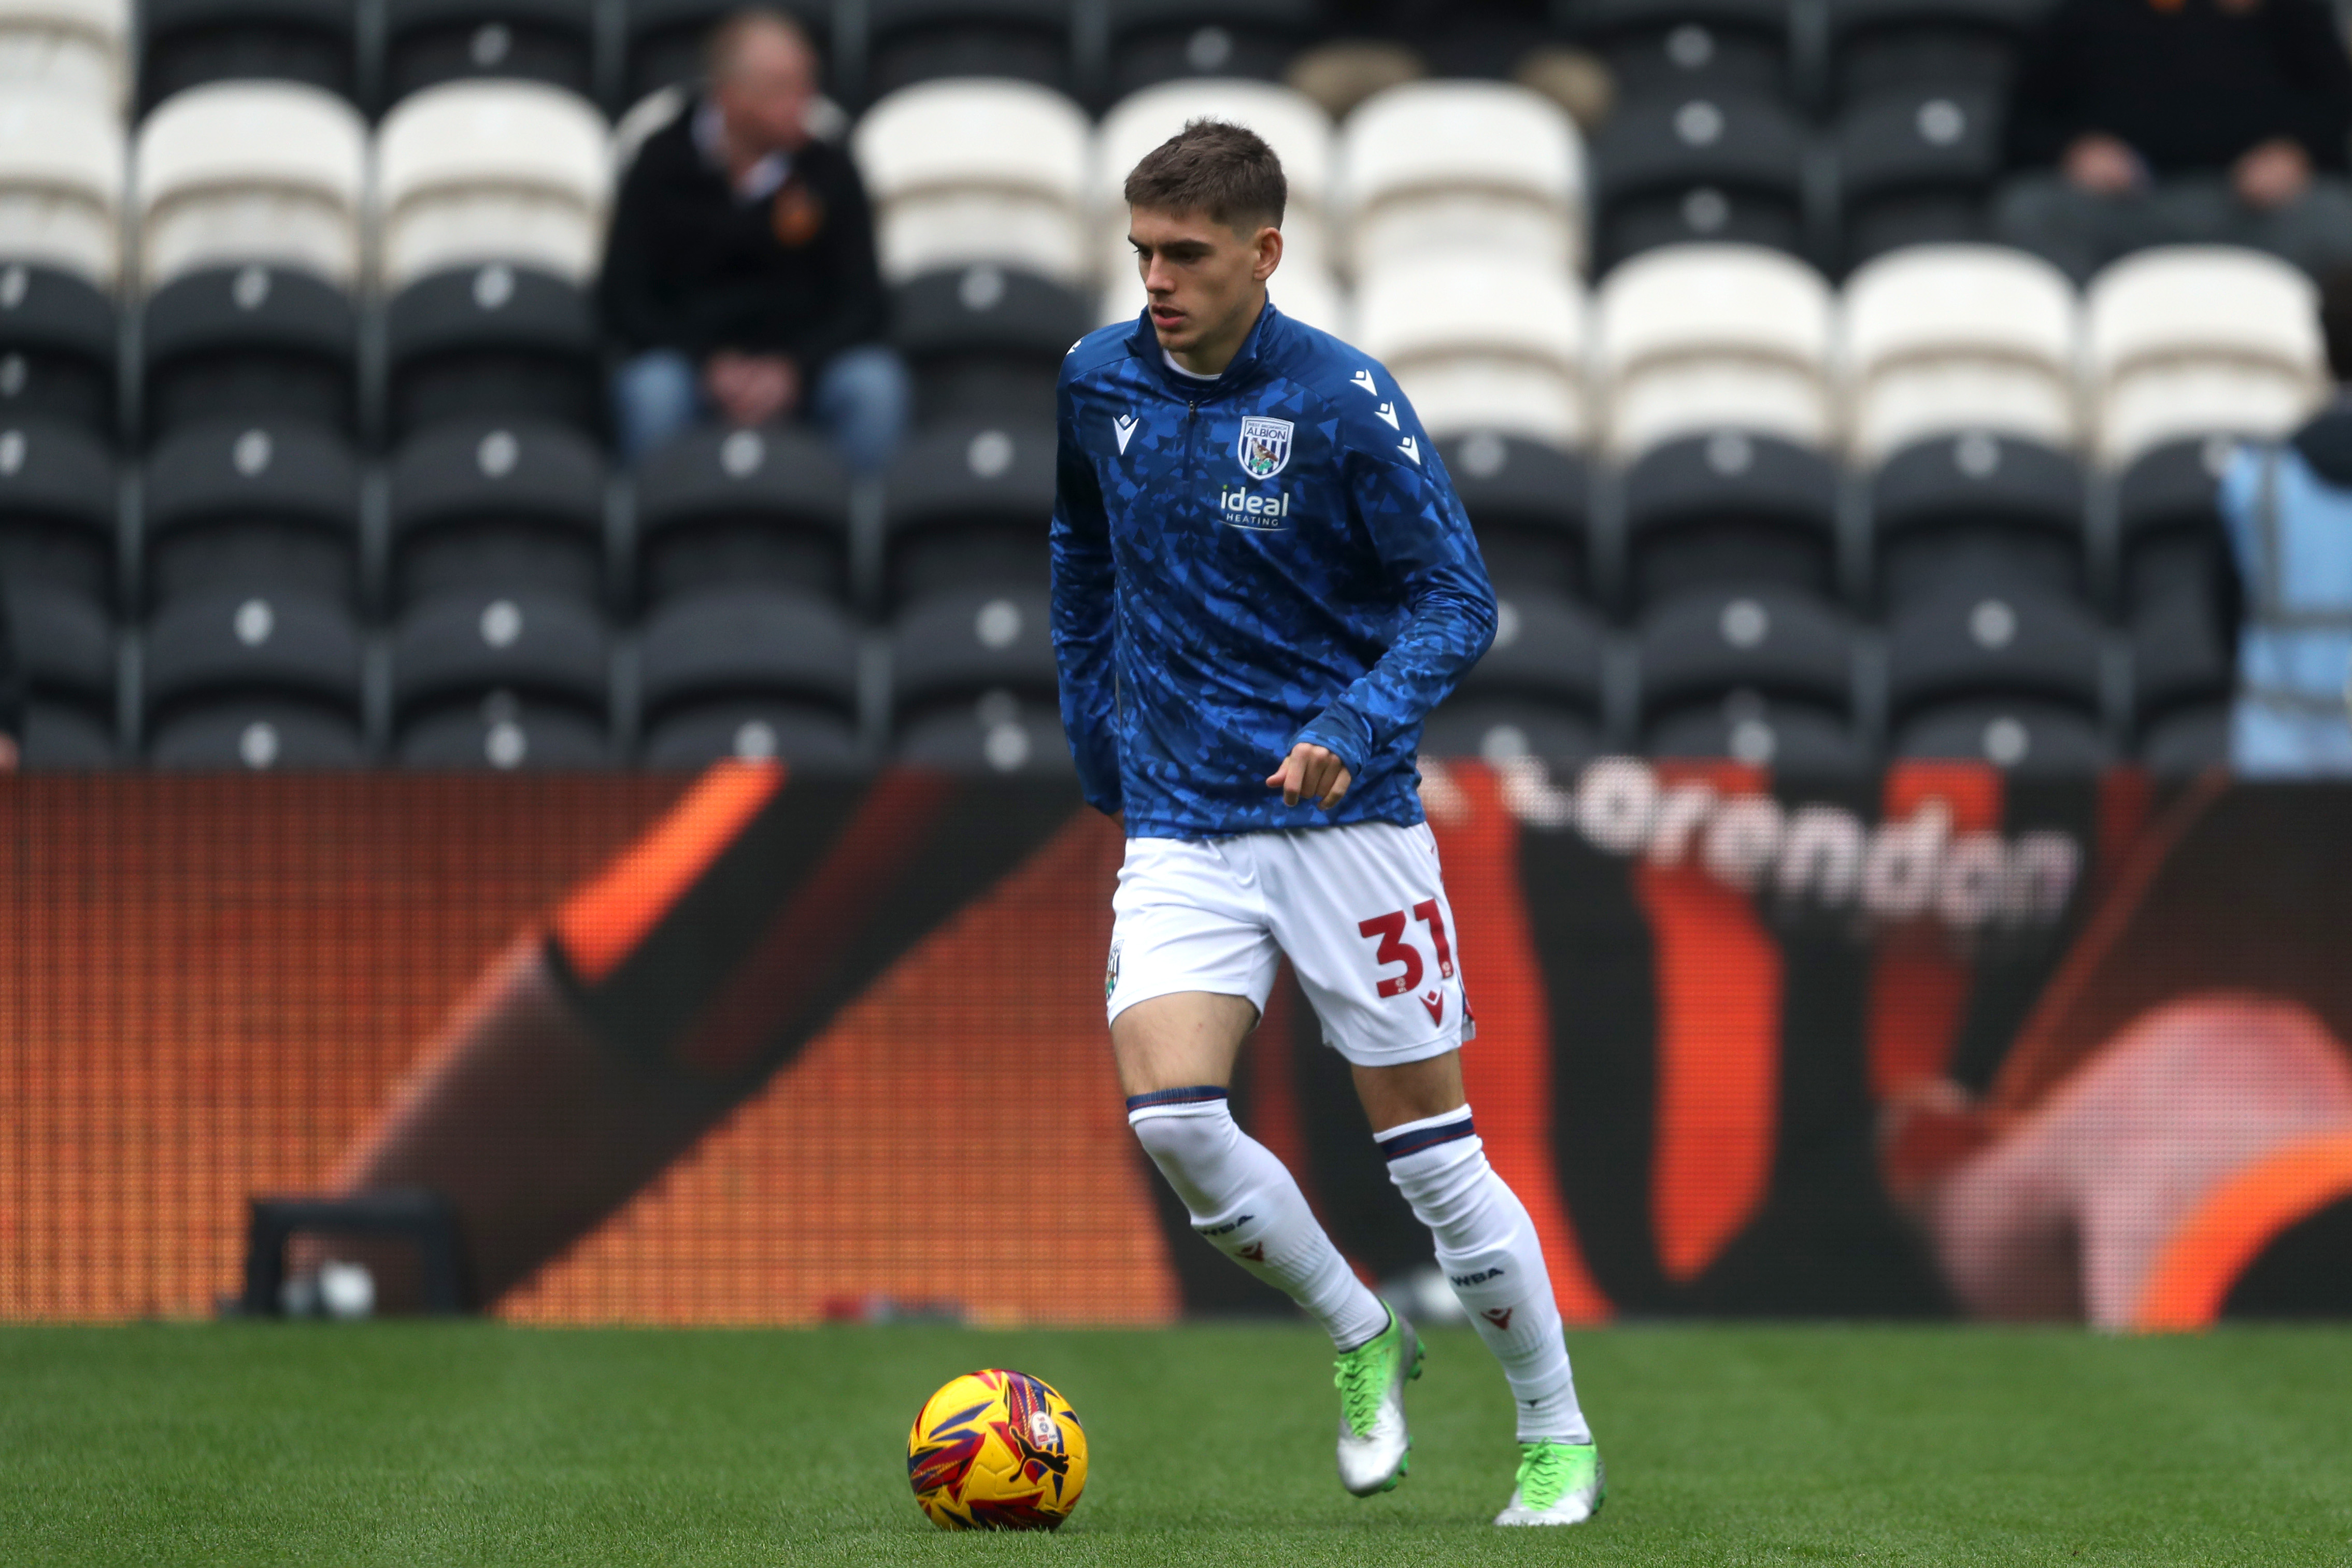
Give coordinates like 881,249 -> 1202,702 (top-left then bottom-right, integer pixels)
1050,302 -> 1498,838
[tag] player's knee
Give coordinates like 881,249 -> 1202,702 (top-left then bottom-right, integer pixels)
1127,1097 -> 1239,1176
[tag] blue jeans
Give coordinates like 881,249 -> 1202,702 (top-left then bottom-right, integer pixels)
613,344 -> 911,473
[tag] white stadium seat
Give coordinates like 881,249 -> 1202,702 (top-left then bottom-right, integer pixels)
853,78 -> 1091,285
1097,260 -> 1349,338
135,81 -> 367,291
377,80 -> 611,290
1597,242 -> 1833,459
1339,81 -> 1585,282
0,0 -> 126,109
1842,244 -> 2081,463
0,82 -> 122,285
1094,79 -> 1336,282
1356,255 -> 1586,448
2086,245 -> 2327,467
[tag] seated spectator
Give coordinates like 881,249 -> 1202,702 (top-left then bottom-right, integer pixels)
1995,0 -> 2352,282
601,8 -> 909,469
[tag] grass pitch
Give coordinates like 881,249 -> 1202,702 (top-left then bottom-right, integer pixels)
2,1322 -> 2347,1566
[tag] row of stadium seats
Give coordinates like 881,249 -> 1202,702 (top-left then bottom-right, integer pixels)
5,576 -> 2230,774
2,0 -> 2052,118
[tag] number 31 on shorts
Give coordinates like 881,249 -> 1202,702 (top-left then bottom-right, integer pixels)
1357,900 -> 1456,1025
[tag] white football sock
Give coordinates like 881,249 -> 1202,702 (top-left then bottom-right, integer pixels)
1128,1087 -> 1390,1351
1382,1106 -> 1592,1444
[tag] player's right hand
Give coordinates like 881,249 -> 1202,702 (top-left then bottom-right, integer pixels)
1266,743 -> 1351,811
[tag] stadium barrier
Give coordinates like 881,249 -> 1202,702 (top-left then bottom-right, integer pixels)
1,763 -> 2347,1329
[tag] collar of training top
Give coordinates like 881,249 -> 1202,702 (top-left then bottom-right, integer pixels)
1126,299 -> 1281,398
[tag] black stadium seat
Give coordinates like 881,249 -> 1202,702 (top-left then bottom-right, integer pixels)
1870,431 -> 2086,609
891,263 -> 1093,427
1439,432 -> 1589,601
623,0 -> 830,105
1419,590 -> 1605,763
385,263 -> 603,443
633,424 -> 853,606
1102,0 -> 1320,99
388,419 -> 607,608
5,584 -> 118,767
390,589 -> 611,767
1637,586 -> 1863,769
1591,91 -> 1809,266
0,419 -> 119,611
2130,588 -> 2233,775
1622,428 -> 1838,609
880,417 -> 1056,606
2116,435 -> 2237,620
140,0 -> 359,110
1566,0 -> 1797,105
862,0 -> 1075,101
890,585 -> 1070,773
140,264 -> 357,441
381,0 -> 596,105
141,590 -> 366,768
1886,585 -> 2110,771
138,420 -> 361,609
1834,89 -> 2001,266
0,264 -> 117,439
638,585 -> 864,766
1824,0 -> 2044,107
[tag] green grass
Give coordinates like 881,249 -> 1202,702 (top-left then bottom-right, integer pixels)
3,1323 -> 2348,1566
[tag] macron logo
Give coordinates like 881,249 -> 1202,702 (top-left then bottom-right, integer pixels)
1398,436 -> 1421,465
1373,401 -> 1400,430
1351,368 -> 1377,395
1114,415 -> 1138,454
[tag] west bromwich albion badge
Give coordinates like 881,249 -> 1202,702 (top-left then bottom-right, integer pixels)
1237,417 -> 1293,479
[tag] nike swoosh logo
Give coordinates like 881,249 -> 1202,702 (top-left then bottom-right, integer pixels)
1114,416 -> 1137,454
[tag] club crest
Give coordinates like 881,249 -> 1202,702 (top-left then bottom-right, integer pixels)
1236,417 -> 1293,479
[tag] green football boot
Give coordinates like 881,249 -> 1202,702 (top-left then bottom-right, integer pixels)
1332,1303 -> 1423,1496
1494,1439 -> 1606,1526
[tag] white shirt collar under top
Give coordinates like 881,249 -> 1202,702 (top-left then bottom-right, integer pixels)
1162,348 -> 1218,380
694,99 -> 790,203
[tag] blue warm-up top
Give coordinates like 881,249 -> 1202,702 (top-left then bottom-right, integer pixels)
1049,302 -> 1498,838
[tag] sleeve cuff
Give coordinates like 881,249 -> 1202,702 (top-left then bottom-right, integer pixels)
1295,712 -> 1370,778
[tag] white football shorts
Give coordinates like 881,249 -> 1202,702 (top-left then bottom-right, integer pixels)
1104,821 -> 1473,1066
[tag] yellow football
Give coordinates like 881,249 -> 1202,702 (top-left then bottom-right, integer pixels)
905,1368 -> 1088,1530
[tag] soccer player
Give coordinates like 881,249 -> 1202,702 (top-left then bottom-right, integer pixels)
1051,119 -> 1604,1526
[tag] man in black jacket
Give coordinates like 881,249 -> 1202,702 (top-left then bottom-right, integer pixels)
1995,0 -> 2352,280
601,8 -> 907,468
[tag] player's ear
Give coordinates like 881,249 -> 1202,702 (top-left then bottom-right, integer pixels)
1251,224 -> 1283,283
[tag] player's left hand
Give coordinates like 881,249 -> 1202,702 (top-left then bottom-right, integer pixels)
1266,743 -> 1351,810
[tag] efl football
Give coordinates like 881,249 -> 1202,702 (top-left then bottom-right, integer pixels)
906,1369 -> 1088,1530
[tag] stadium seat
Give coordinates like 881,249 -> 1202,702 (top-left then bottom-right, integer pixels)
890,584 -> 1070,773
880,417 -> 1056,606
1439,431 -> 1588,600
2087,246 -> 2327,468
1102,0 -> 1321,103
1841,244 -> 2078,463
1637,586 -> 1866,768
0,263 -> 115,436
384,262 -> 603,441
390,588 -> 610,767
0,0 -> 131,109
633,423 -> 853,605
138,419 -> 360,609
852,78 -> 1091,283
891,263 -> 1093,427
637,583 -> 864,767
138,0 -> 357,110
1870,431 -> 2087,609
1419,589 -> 1606,763
1596,243 -> 1835,460
133,81 -> 367,291
1093,78 -> 1336,282
1834,90 -> 2002,267
1589,91 -> 1807,268
1824,0 -> 2042,107
139,263 -> 357,441
0,416 -> 116,608
381,0 -> 595,106
622,0 -> 828,107
4,580 -> 116,765
1355,256 -> 1586,448
2139,702 -> 2229,775
376,80 -> 611,291
1568,0 -> 1795,105
2129,586 -> 2233,772
0,82 -> 124,287
140,588 -> 365,767
1338,81 -> 1585,281
863,0 -> 1076,101
1885,585 -> 2111,771
1622,429 -> 1839,608
388,419 -> 607,607
2116,434 -> 2237,619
